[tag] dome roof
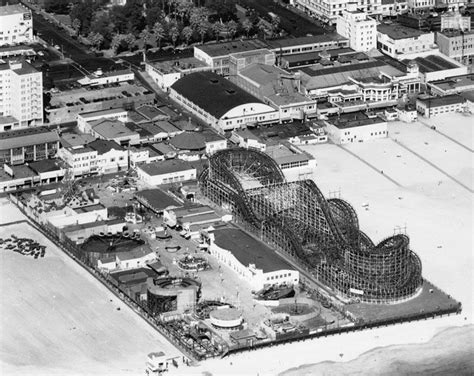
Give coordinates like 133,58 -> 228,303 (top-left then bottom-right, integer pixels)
169,132 -> 206,151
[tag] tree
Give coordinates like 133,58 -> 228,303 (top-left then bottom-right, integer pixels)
271,16 -> 281,37
72,18 -> 81,37
87,32 -> 104,50
176,0 -> 192,23
181,26 -> 194,46
196,20 -> 210,44
226,20 -> 238,40
189,7 -> 209,29
153,21 -> 166,49
146,6 -> 165,29
169,24 -> 180,48
139,26 -> 153,50
111,33 -> 136,55
44,0 -> 70,14
70,0 -> 94,36
211,22 -> 223,42
242,19 -> 252,38
257,19 -> 268,40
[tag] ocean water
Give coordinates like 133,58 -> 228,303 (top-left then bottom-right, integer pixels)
279,325 -> 474,376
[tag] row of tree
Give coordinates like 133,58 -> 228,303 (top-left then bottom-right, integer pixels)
53,0 -> 280,54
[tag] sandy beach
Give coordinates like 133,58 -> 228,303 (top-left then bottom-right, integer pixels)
0,203 -> 182,376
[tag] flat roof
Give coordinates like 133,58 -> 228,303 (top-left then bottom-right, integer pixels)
91,119 -> 137,139
266,33 -> 346,49
135,188 -> 182,212
327,112 -> 386,129
377,24 -> 428,40
429,74 -> 474,92
60,132 -> 96,148
417,94 -> 465,107
402,55 -> 458,73
88,139 -> 124,154
265,144 -> 311,165
147,56 -> 208,73
213,227 -> 294,273
28,159 -> 64,173
138,159 -> 195,176
169,132 -> 206,150
0,127 -> 59,150
136,105 -> 169,120
195,39 -> 270,57
74,203 -> 106,213
79,108 -> 127,119
171,72 -> 265,119
0,115 -> 18,125
0,4 -> 29,16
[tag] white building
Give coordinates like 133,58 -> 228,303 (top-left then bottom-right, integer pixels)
87,139 -> 129,174
407,0 -> 435,9
377,24 -> 436,59
231,129 -> 267,152
58,145 -> 99,177
0,4 -> 33,46
416,94 -> 466,117
115,248 -> 156,271
0,60 -> 43,131
324,113 -> 388,144
206,227 -> 299,291
77,108 -> 128,132
145,57 -> 211,90
336,8 -> 377,52
170,72 -> 279,132
136,159 -> 197,186
78,69 -> 134,87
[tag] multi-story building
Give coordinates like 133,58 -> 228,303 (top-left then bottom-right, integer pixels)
0,4 -> 33,46
336,8 -> 377,52
87,139 -> 129,174
407,0 -> 435,10
230,64 -> 317,121
377,24 -> 437,59
436,30 -> 474,65
0,127 -> 60,165
57,146 -> 99,177
0,60 -> 43,131
436,0 -> 465,12
295,0 -> 407,25
416,94 -> 466,117
440,11 -> 470,31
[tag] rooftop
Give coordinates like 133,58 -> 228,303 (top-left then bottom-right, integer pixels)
402,55 -> 458,73
0,127 -> 59,150
60,132 -> 96,148
88,139 -> 124,154
0,4 -> 29,16
429,74 -> 474,92
136,105 -> 167,121
377,24 -> 428,40
28,159 -> 64,174
73,203 -> 106,214
138,159 -> 195,176
135,188 -> 182,212
147,56 -> 208,74
91,119 -> 137,140
79,108 -> 127,119
265,144 -> 312,165
171,72 -> 265,119
0,164 -> 35,181
417,94 -> 465,107
169,132 -> 206,151
438,30 -> 474,38
266,33 -> 346,49
327,112 -> 386,129
213,227 -> 294,273
195,39 -> 270,57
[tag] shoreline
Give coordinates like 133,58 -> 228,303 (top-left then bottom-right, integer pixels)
279,324 -> 474,376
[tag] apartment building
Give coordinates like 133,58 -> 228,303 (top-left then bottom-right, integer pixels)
336,8 -> 377,51
0,60 -> 43,131
0,4 -> 33,46
436,30 -> 474,65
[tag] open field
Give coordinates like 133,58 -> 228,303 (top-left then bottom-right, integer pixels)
167,114 -> 473,375
0,206 -> 182,375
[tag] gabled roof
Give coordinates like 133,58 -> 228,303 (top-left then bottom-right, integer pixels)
171,72 -> 265,119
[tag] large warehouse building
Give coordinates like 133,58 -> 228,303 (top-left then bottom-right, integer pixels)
169,72 -> 279,133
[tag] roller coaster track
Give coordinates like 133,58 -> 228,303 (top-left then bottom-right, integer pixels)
202,148 -> 423,303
